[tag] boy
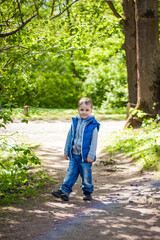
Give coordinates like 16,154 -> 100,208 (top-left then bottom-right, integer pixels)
52,97 -> 100,201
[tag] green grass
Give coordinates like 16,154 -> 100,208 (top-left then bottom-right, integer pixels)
104,120 -> 160,172
8,107 -> 127,121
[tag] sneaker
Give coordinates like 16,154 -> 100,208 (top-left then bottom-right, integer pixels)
52,190 -> 69,201
83,192 -> 92,201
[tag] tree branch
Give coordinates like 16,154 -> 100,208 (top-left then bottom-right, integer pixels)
50,0 -> 56,16
0,45 -> 30,52
3,58 -> 15,70
16,0 -> 24,24
3,50 -> 31,70
0,14 -> 38,38
33,0 -> 39,15
1,11 -> 19,26
105,0 -> 125,26
50,0 -> 79,20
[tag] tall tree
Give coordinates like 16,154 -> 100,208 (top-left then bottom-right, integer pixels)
125,0 -> 160,128
135,0 -> 160,114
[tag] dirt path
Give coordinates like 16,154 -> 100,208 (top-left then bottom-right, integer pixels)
0,119 -> 160,240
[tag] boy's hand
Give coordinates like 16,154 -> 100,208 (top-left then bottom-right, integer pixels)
87,157 -> 94,163
64,154 -> 69,160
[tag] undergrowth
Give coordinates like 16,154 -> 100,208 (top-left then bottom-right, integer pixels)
104,117 -> 160,171
0,137 -> 53,204
0,109 -> 54,205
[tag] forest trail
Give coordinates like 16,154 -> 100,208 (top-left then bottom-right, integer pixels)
0,119 -> 160,240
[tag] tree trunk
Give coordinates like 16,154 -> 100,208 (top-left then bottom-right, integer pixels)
106,0 -> 137,105
136,0 -> 160,114
122,0 -> 137,105
124,0 -> 160,128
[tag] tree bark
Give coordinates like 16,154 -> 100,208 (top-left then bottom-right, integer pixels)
124,0 -> 160,128
122,0 -> 137,105
106,0 -> 137,105
135,0 -> 160,114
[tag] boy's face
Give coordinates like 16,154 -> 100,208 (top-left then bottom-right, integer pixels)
78,103 -> 92,119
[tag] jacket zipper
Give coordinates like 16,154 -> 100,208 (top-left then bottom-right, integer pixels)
81,119 -> 93,162
70,121 -> 75,158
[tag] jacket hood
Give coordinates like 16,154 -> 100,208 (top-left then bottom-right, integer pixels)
76,114 -> 95,121
74,114 -> 100,131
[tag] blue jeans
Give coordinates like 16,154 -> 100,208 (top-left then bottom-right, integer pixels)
60,154 -> 93,196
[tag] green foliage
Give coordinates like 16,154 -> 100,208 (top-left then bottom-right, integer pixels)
104,117 -> 160,171
130,108 -> 148,118
0,170 -> 52,204
0,109 -> 13,128
1,55 -> 81,108
82,50 -> 127,108
0,133 -> 48,204
1,0 -> 127,109
31,55 -> 82,108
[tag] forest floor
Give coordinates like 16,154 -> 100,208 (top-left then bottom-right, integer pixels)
0,119 -> 160,240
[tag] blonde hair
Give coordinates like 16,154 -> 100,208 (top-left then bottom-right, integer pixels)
78,97 -> 93,108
